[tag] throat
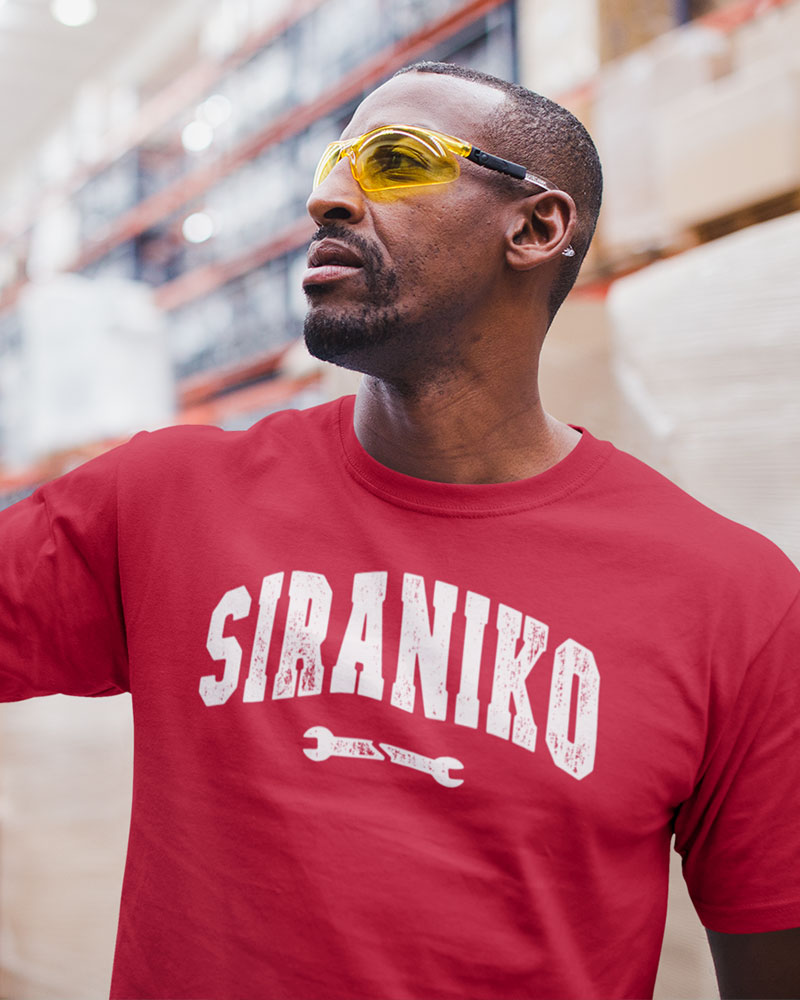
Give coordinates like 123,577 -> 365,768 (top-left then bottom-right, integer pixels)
354,378 -> 579,484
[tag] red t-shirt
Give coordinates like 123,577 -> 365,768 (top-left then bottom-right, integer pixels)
2,395 -> 799,999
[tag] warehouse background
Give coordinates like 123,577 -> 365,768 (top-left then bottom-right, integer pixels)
1,0 -> 799,995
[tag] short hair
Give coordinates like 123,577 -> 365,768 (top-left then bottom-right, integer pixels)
392,62 -> 603,323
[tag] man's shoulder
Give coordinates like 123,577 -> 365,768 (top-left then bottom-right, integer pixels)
123,396 -> 345,468
594,433 -> 799,592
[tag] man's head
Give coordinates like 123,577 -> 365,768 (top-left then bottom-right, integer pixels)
397,62 -> 603,314
302,64 -> 603,388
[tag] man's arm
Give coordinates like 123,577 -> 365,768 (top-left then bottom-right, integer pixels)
0,443 -> 130,701
706,927 -> 800,999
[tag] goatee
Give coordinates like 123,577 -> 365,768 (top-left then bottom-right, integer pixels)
303,225 -> 401,368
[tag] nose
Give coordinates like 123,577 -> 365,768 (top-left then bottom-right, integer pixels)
306,156 -> 366,226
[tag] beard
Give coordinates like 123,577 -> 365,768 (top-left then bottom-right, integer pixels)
304,302 -> 404,369
302,226 -> 469,397
303,225 -> 404,370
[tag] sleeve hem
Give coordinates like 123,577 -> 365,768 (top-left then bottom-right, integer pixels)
694,898 -> 800,934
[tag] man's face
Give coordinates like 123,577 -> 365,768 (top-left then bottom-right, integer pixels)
302,72 -> 511,382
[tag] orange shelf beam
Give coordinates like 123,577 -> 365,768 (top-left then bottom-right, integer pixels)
155,217 -> 315,312
0,362 -> 321,493
177,342 -> 293,408
699,0 -> 791,32
0,0 -> 327,249
67,0 -> 510,273
179,371 -> 321,426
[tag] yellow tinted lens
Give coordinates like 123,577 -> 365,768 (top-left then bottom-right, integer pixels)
313,142 -> 343,188
356,131 -> 460,191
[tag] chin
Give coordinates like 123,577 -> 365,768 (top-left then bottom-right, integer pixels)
303,303 -> 402,368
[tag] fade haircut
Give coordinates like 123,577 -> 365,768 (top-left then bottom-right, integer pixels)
393,62 -> 603,323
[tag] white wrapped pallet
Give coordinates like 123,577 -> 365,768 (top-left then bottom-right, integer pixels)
517,0 -> 600,99
26,197 -> 81,280
731,0 -> 800,73
0,355 -> 27,472
593,23 -> 730,256
656,60 -> 800,230
608,211 -> 800,566
0,695 -> 132,999
13,274 -> 175,467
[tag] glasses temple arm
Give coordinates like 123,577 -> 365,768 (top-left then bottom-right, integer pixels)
466,146 -> 527,179
465,147 -> 560,193
466,148 -> 576,258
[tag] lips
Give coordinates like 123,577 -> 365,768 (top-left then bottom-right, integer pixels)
307,239 -> 364,269
303,238 -> 366,291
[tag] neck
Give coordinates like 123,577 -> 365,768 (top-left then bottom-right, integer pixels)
353,371 -> 580,485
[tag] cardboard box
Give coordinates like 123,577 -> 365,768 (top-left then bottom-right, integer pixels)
594,23 -> 731,256
596,0 -> 675,62
656,60 -> 800,229
517,0 -> 600,98
731,0 -> 800,72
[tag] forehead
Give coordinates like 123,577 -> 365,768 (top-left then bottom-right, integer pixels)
343,72 -> 506,142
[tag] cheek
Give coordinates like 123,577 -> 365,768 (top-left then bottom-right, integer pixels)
371,194 -> 502,301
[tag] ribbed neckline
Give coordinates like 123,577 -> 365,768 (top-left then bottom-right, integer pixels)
336,395 -> 612,518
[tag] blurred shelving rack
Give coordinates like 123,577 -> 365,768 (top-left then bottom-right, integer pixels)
1,0 -> 799,505
0,0 -> 519,502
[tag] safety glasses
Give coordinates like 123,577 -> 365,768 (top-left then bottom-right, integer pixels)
313,123 -> 575,256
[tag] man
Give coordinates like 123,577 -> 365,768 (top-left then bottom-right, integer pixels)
1,62 -> 798,999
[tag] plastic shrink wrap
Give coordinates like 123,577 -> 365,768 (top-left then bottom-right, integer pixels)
732,0 -> 800,73
8,274 -> 175,469
517,0 -> 599,98
0,696 -> 132,999
656,59 -> 800,230
595,0 -> 674,62
608,210 -> 800,567
593,22 -> 730,257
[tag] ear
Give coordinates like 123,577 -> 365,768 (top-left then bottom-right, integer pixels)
504,190 -> 577,271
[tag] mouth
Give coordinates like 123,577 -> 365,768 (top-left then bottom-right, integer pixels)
303,238 -> 365,290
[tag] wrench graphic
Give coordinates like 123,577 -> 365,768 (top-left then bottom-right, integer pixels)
303,725 -> 384,762
379,743 -> 464,788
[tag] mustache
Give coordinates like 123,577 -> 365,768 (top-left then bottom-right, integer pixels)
310,225 -> 384,276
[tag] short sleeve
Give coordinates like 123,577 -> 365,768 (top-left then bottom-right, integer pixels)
0,444 -> 131,701
674,589 -> 800,933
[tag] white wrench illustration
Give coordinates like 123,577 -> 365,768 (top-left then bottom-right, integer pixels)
379,743 -> 464,788
303,725 -> 384,762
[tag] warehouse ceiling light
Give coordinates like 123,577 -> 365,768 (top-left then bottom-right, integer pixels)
50,0 -> 98,27
198,95 -> 232,128
182,212 -> 215,244
181,120 -> 214,153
